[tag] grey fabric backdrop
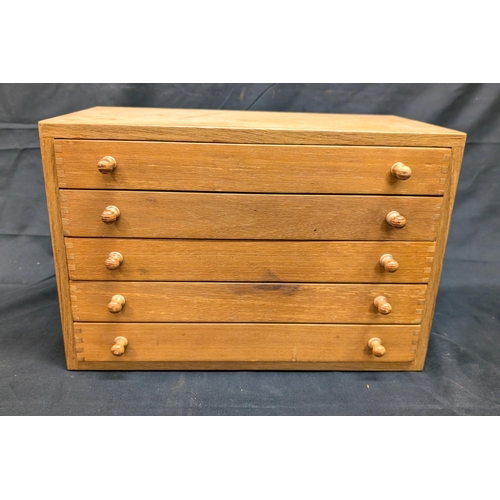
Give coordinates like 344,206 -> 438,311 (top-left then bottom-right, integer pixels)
1,83 -> 499,415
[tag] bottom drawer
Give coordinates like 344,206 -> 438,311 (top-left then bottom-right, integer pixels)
74,323 -> 420,365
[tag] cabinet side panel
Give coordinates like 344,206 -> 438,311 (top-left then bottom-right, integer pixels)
415,145 -> 465,369
40,136 -> 77,369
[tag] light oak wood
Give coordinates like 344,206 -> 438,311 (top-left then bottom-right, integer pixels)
74,360 -> 419,371
368,337 -> 386,357
40,137 -> 78,369
38,107 -> 466,371
60,191 -> 442,241
39,107 -> 466,147
414,146 -> 465,369
65,238 -> 435,283
54,140 -> 450,195
111,336 -> 128,356
74,323 -> 419,363
69,282 -> 426,324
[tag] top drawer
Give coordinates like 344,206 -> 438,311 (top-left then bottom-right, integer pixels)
54,140 -> 450,195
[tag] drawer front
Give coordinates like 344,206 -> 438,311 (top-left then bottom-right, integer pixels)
66,238 -> 436,283
60,191 -> 442,241
70,282 -> 426,324
55,140 -> 450,195
75,323 -> 420,363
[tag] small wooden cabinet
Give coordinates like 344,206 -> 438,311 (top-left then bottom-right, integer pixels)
38,107 -> 466,370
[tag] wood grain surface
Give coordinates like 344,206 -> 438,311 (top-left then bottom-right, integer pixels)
65,238 -> 436,283
39,138 -> 78,369
39,107 -> 466,147
74,323 -> 420,363
415,146 -> 466,369
60,191 -> 443,241
39,107 -> 467,372
69,282 -> 427,324
54,140 -> 450,195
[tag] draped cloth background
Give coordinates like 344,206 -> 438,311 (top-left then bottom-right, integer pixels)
1,83 -> 498,415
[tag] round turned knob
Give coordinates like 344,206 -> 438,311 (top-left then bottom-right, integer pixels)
386,210 -> 406,228
105,251 -> 123,270
368,337 -> 386,357
108,294 -> 125,313
374,295 -> 392,315
391,162 -> 412,180
111,336 -> 128,356
101,205 -> 121,224
379,253 -> 399,272
97,156 -> 117,174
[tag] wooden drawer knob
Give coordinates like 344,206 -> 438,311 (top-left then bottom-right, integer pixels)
105,252 -> 123,270
374,295 -> 392,315
368,337 -> 386,357
97,155 -> 117,174
391,162 -> 412,180
108,294 -> 125,313
386,210 -> 406,228
101,205 -> 121,223
379,253 -> 399,272
111,336 -> 128,356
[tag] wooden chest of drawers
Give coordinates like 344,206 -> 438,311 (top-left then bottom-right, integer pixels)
38,107 -> 466,371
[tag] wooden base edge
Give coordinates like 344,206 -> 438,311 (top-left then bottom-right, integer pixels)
71,361 -> 422,371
